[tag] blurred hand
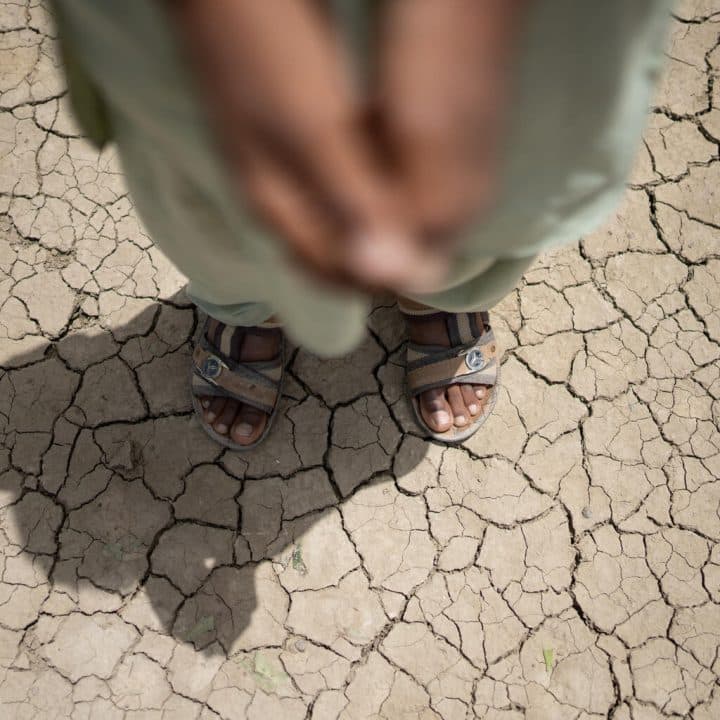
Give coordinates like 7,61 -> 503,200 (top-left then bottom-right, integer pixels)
167,0 -> 448,294
377,0 -> 530,247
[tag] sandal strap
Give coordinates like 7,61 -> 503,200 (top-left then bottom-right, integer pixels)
193,320 -> 283,414
406,316 -> 499,397
445,312 -> 483,346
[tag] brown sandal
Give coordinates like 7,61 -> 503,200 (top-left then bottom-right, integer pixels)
401,305 -> 501,443
190,318 -> 285,451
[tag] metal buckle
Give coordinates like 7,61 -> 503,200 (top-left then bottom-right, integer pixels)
465,348 -> 485,371
202,355 -> 223,379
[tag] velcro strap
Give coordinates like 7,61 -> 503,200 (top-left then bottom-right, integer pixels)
193,345 -> 279,414
407,331 -> 499,396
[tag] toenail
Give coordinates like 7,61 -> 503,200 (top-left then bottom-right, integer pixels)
206,412 -> 216,422
454,415 -> 467,426
235,422 -> 254,437
431,411 -> 450,427
468,403 -> 479,414
201,399 -> 209,409
475,388 -> 486,399
216,423 -> 228,434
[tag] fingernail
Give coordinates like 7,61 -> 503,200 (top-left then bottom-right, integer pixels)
468,403 -> 479,415
235,422 -> 253,437
454,415 -> 467,426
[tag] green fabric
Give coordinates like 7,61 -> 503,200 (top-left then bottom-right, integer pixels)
50,1 -> 112,149
52,0 -> 674,356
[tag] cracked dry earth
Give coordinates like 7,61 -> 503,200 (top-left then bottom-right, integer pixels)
1,4 -> 720,720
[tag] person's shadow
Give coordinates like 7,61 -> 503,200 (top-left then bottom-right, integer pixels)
0,289 -> 431,657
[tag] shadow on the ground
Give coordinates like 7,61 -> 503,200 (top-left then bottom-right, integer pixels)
0,290 -> 429,657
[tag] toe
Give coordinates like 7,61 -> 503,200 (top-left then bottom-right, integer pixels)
460,384 -> 480,416
473,385 -> 490,413
231,404 -> 268,446
213,398 -> 239,436
419,387 -> 453,433
204,397 -> 225,424
446,385 -> 470,427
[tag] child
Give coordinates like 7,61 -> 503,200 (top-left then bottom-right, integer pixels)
52,0 -> 673,448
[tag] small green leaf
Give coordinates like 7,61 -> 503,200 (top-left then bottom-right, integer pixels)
101,535 -> 143,562
543,648 -> 554,673
254,653 -> 277,680
248,652 -> 288,691
291,544 -> 308,575
185,615 -> 215,642
102,542 -> 123,561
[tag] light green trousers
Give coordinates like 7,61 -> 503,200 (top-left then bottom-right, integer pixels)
54,0 -> 673,356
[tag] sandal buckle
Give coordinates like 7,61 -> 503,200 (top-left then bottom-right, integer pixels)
465,348 -> 485,371
202,355 -> 223,379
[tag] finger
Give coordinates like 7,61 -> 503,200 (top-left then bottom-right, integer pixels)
242,135 -> 448,294
237,137 -> 346,282
380,87 -> 493,243
279,121 -> 449,293
170,0 -> 448,293
242,24 -> 449,296
377,0 -> 510,242
189,0 -> 417,274
170,0 -> 402,289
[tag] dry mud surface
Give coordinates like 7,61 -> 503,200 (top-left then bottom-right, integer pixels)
1,1 -> 720,718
